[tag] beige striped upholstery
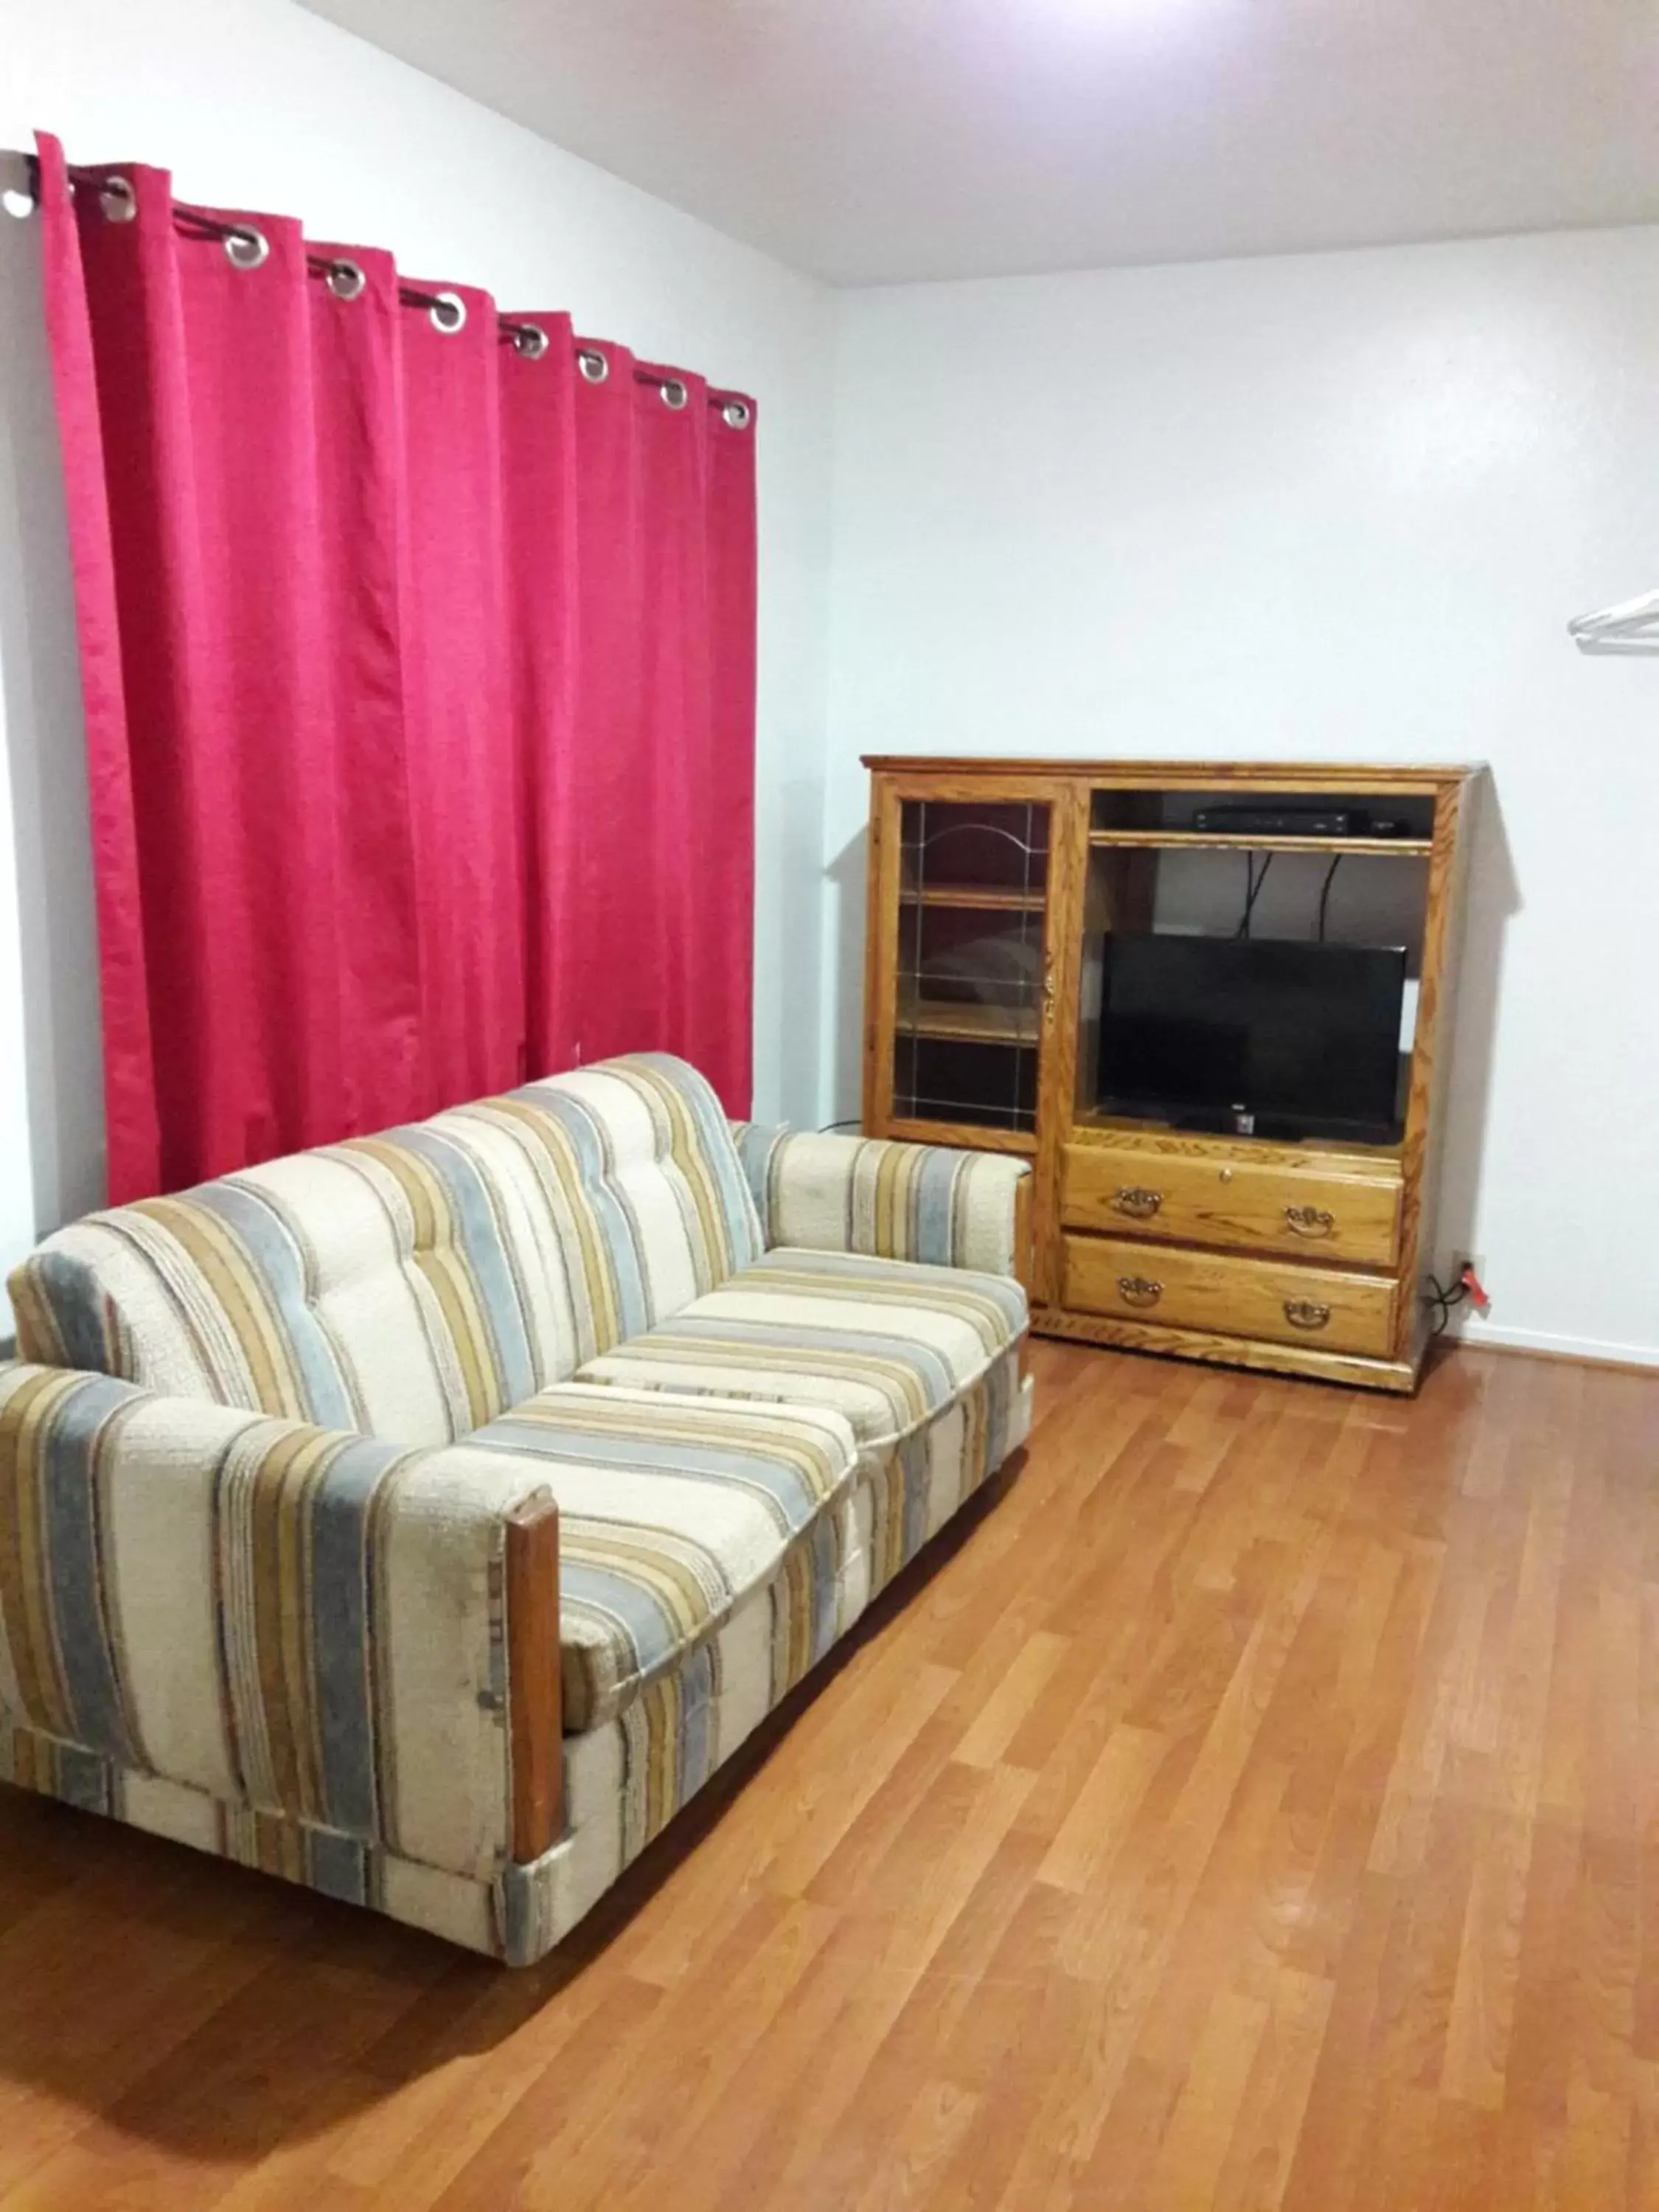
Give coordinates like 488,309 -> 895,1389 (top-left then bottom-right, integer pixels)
10,1056 -> 762,1447
1,1060 -> 1033,1964
577,1246 -> 1027,1452
0,1349 -> 1031,1962
734,1126 -> 1029,1276
0,1363 -> 548,1880
469,1385 -> 858,1731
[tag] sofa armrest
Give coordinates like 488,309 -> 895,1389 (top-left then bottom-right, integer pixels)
734,1126 -> 1032,1284
0,1364 -> 562,1879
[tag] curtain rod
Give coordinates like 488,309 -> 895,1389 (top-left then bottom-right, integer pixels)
1,150 -> 752,427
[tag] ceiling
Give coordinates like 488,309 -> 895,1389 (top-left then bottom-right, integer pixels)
300,0 -> 1659,286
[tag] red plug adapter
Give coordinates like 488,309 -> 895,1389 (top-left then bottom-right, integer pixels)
1460,1262 -> 1491,1315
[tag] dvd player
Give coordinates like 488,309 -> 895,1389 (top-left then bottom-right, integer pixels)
1189,804 -> 1410,838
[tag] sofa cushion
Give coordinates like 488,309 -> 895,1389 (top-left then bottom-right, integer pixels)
7,1056 -> 762,1448
468,1384 -> 857,1732
572,1248 -> 1028,1455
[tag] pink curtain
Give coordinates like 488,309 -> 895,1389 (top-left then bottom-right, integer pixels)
33,133 -> 757,1203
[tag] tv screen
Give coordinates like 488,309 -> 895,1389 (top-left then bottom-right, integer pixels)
1097,934 -> 1407,1143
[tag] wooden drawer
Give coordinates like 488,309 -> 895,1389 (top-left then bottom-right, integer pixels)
1061,1142 -> 1402,1267
1063,1233 -> 1398,1359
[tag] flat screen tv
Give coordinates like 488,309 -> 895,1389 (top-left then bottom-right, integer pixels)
1096,934 -> 1407,1144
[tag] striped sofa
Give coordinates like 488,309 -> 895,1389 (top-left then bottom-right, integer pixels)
0,1056 -> 1032,1964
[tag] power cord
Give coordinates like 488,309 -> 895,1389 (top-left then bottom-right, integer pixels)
1425,1272 -> 1471,1340
1425,1267 -> 1489,1340
1235,852 -> 1274,938
1317,855 -> 1342,941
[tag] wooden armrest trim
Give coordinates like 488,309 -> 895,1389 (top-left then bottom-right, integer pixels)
1014,1170 -> 1034,1296
505,1487 -> 563,1863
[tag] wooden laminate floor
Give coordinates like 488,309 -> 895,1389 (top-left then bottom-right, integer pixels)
1,1340 -> 1658,2209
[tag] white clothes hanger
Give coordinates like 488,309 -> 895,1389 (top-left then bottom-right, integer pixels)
1568,587 -> 1659,655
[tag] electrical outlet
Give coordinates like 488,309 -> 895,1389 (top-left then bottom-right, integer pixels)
1453,1253 -> 1491,1315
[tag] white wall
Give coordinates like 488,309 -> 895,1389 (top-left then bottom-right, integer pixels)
828,230 -> 1659,1366
5,13 -> 1658,1371
0,0 -> 837,1332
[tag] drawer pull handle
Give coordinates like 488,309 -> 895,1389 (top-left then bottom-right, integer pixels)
1112,1186 -> 1163,1220
1283,1298 -> 1332,1332
1118,1276 -> 1164,1308
1284,1205 -> 1335,1240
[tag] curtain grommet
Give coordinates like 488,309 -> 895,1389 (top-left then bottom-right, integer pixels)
721,400 -> 753,431
659,378 -> 689,411
577,347 -> 609,384
224,227 -> 270,271
99,175 -> 137,224
326,259 -> 366,301
511,323 -> 550,360
429,290 -> 466,335
1,153 -> 38,220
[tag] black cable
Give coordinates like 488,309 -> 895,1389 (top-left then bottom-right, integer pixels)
1425,1271 -> 1472,1340
1235,852 -> 1274,939
1317,855 -> 1342,942
1251,853 -> 1274,931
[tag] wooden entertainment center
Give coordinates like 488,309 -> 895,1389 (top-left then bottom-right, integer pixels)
860,758 -> 1481,1394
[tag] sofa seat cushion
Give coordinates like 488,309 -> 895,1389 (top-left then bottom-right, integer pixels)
573,1248 -> 1028,1455
468,1384 -> 857,1732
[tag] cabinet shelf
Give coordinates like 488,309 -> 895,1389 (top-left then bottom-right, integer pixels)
897,998 -> 1039,1046
1068,1107 -> 1405,1170
1088,829 -> 1433,858
898,885 -> 1047,913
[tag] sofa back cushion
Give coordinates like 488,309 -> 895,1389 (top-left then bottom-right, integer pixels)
7,1055 -> 763,1445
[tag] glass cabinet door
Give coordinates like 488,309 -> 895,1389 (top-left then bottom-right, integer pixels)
890,798 -> 1051,1138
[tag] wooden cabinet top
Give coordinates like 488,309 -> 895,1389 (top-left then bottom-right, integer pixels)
862,757 -> 1481,793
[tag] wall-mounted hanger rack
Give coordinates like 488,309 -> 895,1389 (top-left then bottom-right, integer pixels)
1568,588 -> 1659,655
